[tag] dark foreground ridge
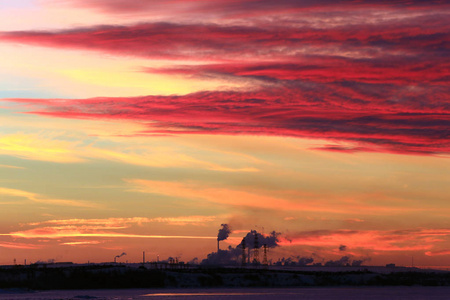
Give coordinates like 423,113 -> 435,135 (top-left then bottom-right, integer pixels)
0,264 -> 449,290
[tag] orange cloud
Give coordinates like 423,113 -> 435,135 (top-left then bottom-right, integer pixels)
2,216 -> 220,241
4,227 -> 216,240
281,228 -> 450,253
125,179 -> 424,215
61,241 -> 102,246
84,147 -> 259,172
28,215 -> 217,227
425,250 -> 450,256
0,241 -> 42,249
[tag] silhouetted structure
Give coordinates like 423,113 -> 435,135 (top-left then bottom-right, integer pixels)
202,228 -> 280,266
242,238 -> 246,266
114,252 -> 126,263
263,244 -> 268,266
253,231 -> 259,264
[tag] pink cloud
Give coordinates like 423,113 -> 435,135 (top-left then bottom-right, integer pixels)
51,0 -> 448,18
1,15 -> 447,61
145,56 -> 449,86
1,2 -> 447,156
7,87 -> 448,155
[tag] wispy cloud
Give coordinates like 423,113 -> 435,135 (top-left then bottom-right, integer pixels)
0,133 -> 85,163
125,179 -> 425,215
0,164 -> 24,169
0,241 -> 42,249
46,0 -> 449,23
0,215 -> 219,242
5,89 -> 448,155
3,227 -> 216,240
1,1 -> 448,155
61,241 -> 101,246
281,228 -> 450,253
1,15 -> 447,61
0,187 -> 99,208
28,215 -> 217,227
425,250 -> 450,256
0,132 -> 259,171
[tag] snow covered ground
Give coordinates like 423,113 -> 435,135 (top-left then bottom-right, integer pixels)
1,287 -> 450,300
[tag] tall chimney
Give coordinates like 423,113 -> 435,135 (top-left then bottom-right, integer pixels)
217,239 -> 220,252
143,251 -> 145,264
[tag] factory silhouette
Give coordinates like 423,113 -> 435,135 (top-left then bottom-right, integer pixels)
5,223 -> 370,270
206,224 -> 279,266
1,223 -> 446,291
205,224 -> 366,268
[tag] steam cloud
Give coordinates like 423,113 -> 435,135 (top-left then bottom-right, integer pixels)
217,224 -> 231,241
339,245 -> 347,251
202,229 -> 280,265
115,252 -> 127,259
275,256 -> 314,266
241,230 -> 280,249
324,256 -> 371,267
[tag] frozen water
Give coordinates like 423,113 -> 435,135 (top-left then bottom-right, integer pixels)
1,287 -> 450,300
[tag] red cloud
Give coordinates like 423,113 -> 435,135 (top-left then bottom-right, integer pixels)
144,56 -> 449,86
1,3 -> 447,155
53,0 -> 448,17
0,13 -> 447,61
7,87 -> 449,155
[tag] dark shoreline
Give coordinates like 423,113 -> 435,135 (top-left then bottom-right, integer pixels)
1,264 -> 449,290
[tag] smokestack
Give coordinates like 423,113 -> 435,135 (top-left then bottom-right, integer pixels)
143,251 -> 145,264
114,252 -> 127,263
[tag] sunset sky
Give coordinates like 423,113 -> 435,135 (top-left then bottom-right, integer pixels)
0,0 -> 449,268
